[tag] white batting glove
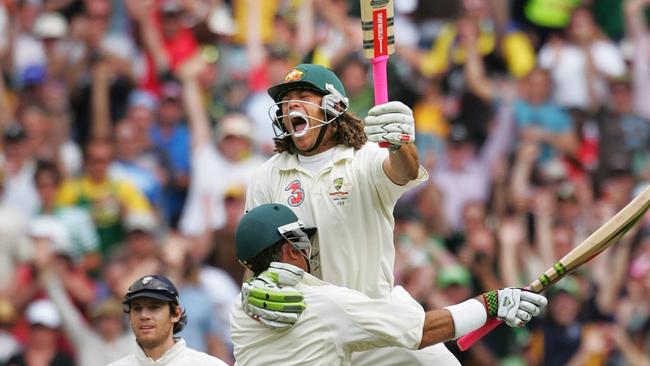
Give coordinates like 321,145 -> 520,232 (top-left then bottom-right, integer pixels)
483,288 -> 547,328
241,263 -> 306,330
364,101 -> 415,149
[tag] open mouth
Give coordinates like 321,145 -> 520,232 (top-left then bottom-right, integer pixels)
289,111 -> 309,136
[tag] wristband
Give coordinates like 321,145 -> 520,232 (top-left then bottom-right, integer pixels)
482,290 -> 498,317
444,299 -> 487,339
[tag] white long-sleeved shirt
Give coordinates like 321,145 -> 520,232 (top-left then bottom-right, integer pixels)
107,338 -> 228,366
231,272 -> 459,366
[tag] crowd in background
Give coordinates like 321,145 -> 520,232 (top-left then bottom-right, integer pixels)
0,0 -> 649,365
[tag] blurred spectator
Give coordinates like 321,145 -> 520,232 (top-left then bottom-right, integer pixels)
5,298 -> 75,366
177,56 -> 264,237
538,6 -> 626,110
420,0 -> 536,79
56,139 -> 152,258
333,52 -> 373,118
1,123 -> 39,216
625,0 -> 650,122
529,276 -> 585,366
595,76 -> 650,183
34,160 -> 100,272
163,233 -> 234,363
205,184 -> 247,284
431,100 -> 514,232
149,80 -> 191,227
0,165 -> 31,294
515,0 -> 584,45
0,298 -> 20,364
130,0 -> 198,94
109,119 -> 163,208
514,68 -> 578,165
37,241 -> 136,366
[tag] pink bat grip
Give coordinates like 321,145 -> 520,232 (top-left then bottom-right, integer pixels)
371,55 -> 390,148
456,318 -> 502,351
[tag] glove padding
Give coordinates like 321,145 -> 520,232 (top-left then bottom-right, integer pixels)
486,288 -> 547,328
241,262 -> 306,330
364,101 -> 415,149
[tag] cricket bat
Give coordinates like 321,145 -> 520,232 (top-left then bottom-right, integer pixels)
458,185 -> 650,351
360,0 -> 395,148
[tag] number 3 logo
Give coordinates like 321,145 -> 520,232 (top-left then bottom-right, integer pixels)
285,180 -> 305,207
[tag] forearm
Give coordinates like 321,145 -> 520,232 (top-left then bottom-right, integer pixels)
182,78 -> 211,148
418,309 -> 456,348
383,144 -> 419,185
139,16 -> 169,73
464,39 -> 494,102
426,298 -> 488,347
90,70 -> 112,140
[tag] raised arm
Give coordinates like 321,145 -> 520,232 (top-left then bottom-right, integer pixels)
625,0 -> 650,120
90,61 -> 112,140
178,55 -> 212,149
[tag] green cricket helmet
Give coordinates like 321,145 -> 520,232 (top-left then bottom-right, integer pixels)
268,64 -> 347,103
236,203 -> 316,263
267,64 -> 350,142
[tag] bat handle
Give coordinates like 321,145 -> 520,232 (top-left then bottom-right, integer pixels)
457,318 -> 502,351
371,55 -> 390,148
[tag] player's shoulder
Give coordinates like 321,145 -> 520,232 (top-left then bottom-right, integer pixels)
184,347 -> 229,365
106,354 -> 137,366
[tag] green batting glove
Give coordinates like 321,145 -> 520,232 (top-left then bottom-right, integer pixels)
242,263 -> 306,329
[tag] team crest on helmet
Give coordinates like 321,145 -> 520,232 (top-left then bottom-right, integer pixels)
284,69 -> 304,83
142,276 -> 152,285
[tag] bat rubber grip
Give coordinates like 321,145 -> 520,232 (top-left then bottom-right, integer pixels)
457,317 -> 502,351
371,55 -> 390,149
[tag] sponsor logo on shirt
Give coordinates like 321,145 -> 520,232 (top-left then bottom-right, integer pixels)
285,180 -> 305,206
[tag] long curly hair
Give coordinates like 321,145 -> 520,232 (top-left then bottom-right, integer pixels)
273,111 -> 367,154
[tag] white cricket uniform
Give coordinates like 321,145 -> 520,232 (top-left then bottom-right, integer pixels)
245,143 -> 428,299
107,338 -> 228,366
233,272 -> 450,365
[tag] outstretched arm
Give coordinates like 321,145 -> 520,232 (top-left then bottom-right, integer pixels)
178,55 -> 212,149
421,288 -> 547,348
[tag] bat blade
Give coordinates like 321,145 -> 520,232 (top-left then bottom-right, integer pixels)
360,0 -> 395,60
360,0 -> 396,148
457,185 -> 650,351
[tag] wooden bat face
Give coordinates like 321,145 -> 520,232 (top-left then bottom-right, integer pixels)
529,185 -> 650,293
360,0 -> 395,59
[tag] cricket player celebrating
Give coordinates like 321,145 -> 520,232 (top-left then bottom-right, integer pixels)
246,63 -> 422,298
231,204 -> 548,365
243,63 -> 461,363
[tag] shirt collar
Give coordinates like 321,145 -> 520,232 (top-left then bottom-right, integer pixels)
135,338 -> 186,365
276,145 -> 355,172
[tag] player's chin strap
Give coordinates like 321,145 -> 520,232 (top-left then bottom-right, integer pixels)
301,123 -> 331,154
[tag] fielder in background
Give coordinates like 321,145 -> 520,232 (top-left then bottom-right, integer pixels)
230,204 -> 548,365
108,275 -> 228,366
243,63 -> 465,364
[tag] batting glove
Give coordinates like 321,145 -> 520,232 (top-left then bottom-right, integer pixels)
483,288 -> 547,328
364,101 -> 415,150
242,262 -> 306,330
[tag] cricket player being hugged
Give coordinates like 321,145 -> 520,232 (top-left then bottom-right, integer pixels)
243,63 -> 456,364
231,204 -> 548,365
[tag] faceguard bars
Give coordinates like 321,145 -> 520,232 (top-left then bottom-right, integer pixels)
268,83 -> 350,140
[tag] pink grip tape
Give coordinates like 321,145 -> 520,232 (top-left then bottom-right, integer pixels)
371,55 -> 390,148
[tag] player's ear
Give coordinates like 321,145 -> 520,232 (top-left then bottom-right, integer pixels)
280,242 -> 301,262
